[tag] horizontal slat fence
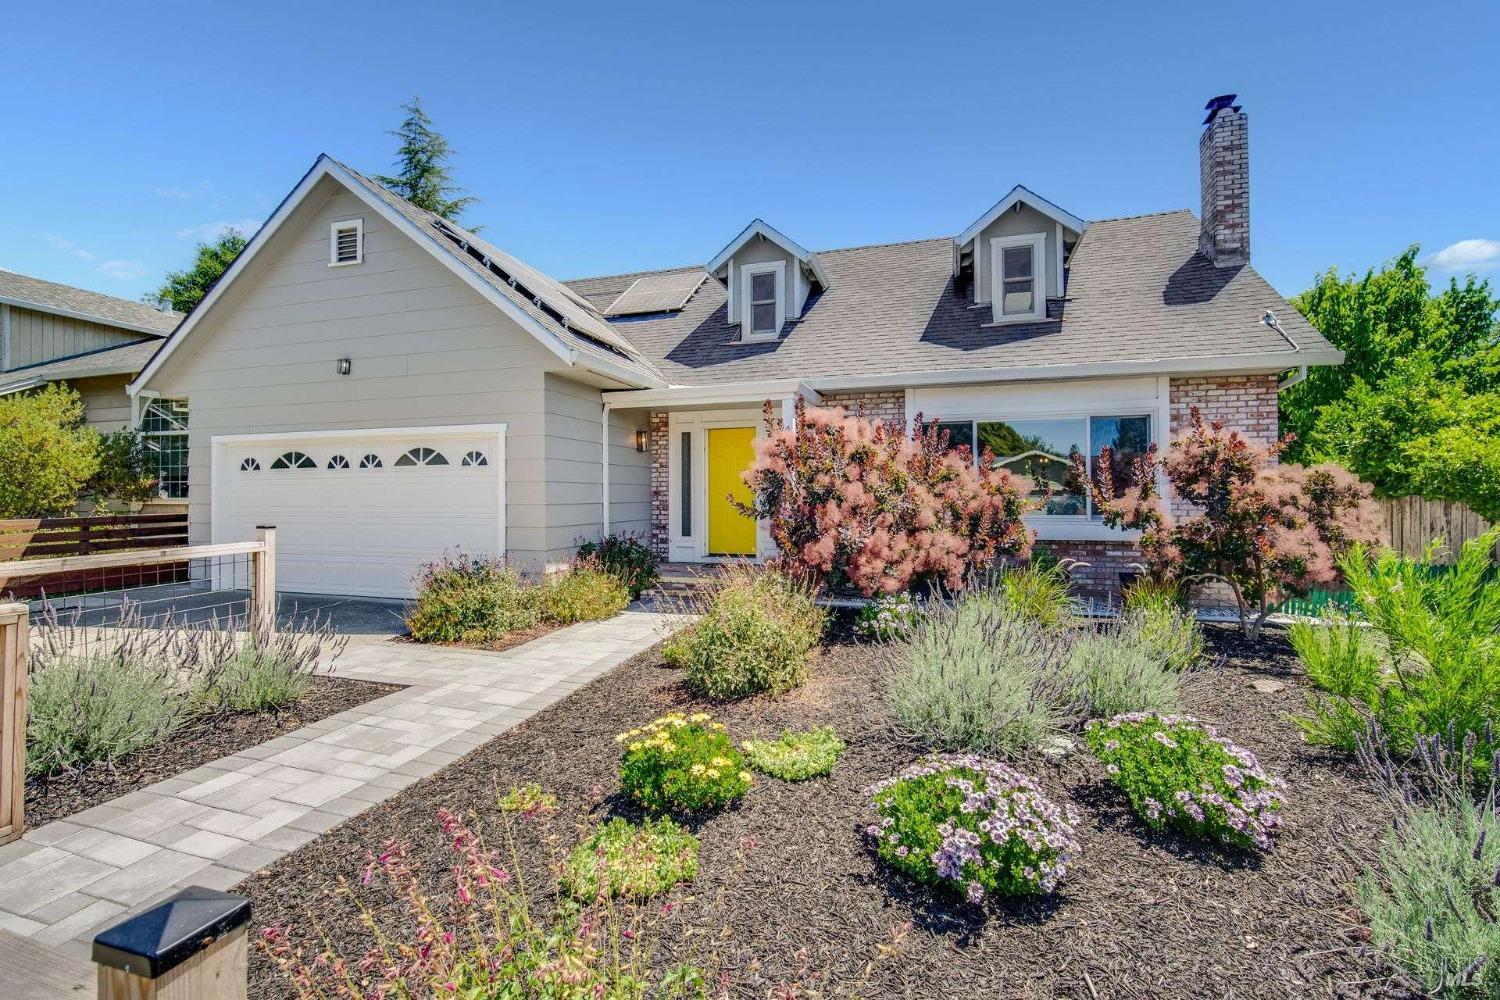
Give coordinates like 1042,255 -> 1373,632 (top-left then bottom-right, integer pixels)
1381,496 -> 1498,562
0,513 -> 189,600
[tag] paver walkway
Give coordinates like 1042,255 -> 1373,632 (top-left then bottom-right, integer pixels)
0,611 -> 678,963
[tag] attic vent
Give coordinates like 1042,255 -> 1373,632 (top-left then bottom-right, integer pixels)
330,219 -> 363,265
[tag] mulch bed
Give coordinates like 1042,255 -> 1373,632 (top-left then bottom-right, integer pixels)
25,675 -> 403,830
392,621 -> 563,654
241,622 -> 1396,999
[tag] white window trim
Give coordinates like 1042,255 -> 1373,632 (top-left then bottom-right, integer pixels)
988,232 -> 1047,324
740,260 -> 785,342
329,218 -> 364,266
140,397 -> 190,500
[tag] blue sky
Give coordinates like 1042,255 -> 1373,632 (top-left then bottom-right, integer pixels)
4,0 -> 1496,304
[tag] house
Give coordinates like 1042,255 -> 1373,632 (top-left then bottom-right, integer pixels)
0,271 -> 186,500
128,98 -> 1341,600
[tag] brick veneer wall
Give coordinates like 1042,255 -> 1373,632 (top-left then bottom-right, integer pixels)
818,390 -> 906,427
1167,373 -> 1278,522
648,410 -> 669,558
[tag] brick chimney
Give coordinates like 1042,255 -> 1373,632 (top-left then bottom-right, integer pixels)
1198,96 -> 1249,267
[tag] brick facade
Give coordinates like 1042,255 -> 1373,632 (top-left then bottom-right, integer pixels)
817,389 -> 906,426
1041,540 -> 1144,603
1198,108 -> 1250,266
648,410 -> 669,557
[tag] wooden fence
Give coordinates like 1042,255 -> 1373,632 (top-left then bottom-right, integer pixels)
1380,496 -> 1498,563
0,512 -> 189,601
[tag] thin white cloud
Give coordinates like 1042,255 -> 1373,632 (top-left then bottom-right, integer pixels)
174,218 -> 260,242
44,234 -> 96,262
1425,238 -> 1500,274
98,259 -> 147,280
154,180 -> 216,201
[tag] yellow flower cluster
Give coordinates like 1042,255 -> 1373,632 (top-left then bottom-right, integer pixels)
614,711 -> 727,754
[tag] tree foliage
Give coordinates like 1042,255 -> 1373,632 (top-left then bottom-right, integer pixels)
149,228 -> 248,314
1281,247 -> 1500,518
374,96 -> 477,224
83,429 -> 160,507
737,400 -> 1035,595
1077,407 -> 1381,638
0,384 -> 101,518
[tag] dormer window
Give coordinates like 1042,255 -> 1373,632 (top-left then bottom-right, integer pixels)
741,261 -> 784,342
329,219 -> 363,266
989,233 -> 1047,323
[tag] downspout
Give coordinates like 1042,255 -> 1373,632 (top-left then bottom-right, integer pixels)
601,400 -> 612,537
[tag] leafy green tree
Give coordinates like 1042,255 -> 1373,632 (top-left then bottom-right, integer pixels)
83,429 -> 160,507
0,384 -> 101,517
149,229 -> 248,313
374,96 -> 477,224
1281,247 -> 1500,517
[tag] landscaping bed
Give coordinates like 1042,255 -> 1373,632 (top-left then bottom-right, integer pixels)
241,622 -> 1391,999
26,674 -> 402,829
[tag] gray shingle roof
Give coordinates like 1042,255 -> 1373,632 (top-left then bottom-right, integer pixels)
0,269 -> 180,336
566,210 -> 1333,387
0,338 -> 160,394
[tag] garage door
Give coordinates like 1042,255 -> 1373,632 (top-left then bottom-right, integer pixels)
214,425 -> 505,598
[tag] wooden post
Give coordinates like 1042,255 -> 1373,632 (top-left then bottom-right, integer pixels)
0,602 -> 26,847
94,887 -> 250,1000
250,525 -> 276,635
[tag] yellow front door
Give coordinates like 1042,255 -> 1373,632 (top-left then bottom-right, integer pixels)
706,427 -> 757,557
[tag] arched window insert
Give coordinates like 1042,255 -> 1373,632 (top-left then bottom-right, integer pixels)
327,454 -> 350,469
270,451 -> 316,470
359,454 -> 383,469
239,458 -> 261,472
460,450 -> 488,467
394,447 -> 449,467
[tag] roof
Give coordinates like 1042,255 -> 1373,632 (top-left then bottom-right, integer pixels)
134,156 -> 668,394
0,338 -> 160,395
0,269 -> 180,336
705,219 -> 830,288
571,210 -> 1336,388
956,185 -> 1088,246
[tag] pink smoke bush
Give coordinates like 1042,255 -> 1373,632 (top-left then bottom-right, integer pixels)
738,399 -> 1036,595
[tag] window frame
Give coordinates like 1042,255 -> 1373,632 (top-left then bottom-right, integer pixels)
938,410 -> 1154,522
329,218 -> 364,267
987,232 -> 1048,324
140,397 -> 189,499
740,260 -> 785,342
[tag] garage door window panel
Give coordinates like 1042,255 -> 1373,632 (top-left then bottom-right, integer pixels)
270,451 -> 316,470
395,447 -> 449,467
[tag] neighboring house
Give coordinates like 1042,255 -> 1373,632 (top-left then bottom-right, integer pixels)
0,271 -> 187,502
129,99 -> 1341,599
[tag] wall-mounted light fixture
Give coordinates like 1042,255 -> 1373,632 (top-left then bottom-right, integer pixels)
336,358 -> 352,376
634,430 -> 649,453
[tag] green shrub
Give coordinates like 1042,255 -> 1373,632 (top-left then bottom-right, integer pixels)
853,593 -> 924,642
405,552 -> 541,643
576,533 -> 659,600
497,782 -> 557,817
992,562 -> 1074,627
1292,530 -> 1500,773
866,755 -> 1081,902
1085,713 -> 1284,850
1289,615 -> 1384,748
617,712 -> 752,813
561,817 -> 699,900
541,563 -> 630,624
191,621 -> 335,714
1065,624 -> 1181,719
741,727 -> 844,780
1123,582 -> 1205,672
1356,795 -> 1500,998
27,652 -> 185,776
883,589 -> 1075,753
673,570 -> 826,699
0,383 -> 101,518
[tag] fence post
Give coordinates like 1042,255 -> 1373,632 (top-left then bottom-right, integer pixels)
0,602 -> 27,847
93,887 -> 250,1000
251,526 -> 276,634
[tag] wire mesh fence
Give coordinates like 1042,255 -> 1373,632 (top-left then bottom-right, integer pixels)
24,552 -> 259,630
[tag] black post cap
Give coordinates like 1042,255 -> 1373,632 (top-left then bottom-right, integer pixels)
92,886 -> 251,979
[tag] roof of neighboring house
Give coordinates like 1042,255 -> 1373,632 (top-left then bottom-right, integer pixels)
568,209 -> 1334,387
0,269 -> 180,336
0,338 -> 161,395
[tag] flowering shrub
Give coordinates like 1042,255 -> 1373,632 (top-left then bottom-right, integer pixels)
741,726 -> 845,781
405,551 -> 541,643
541,561 -> 631,624
738,398 -> 1035,595
1085,713 -> 1284,850
577,531 -> 659,599
667,569 -> 826,699
865,755 -> 1081,902
262,809 -> 717,998
617,712 -> 752,813
561,817 -> 699,900
496,782 -> 557,817
1076,407 -> 1381,639
854,593 -> 924,642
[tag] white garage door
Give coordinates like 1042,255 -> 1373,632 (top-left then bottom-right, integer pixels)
214,425 -> 505,599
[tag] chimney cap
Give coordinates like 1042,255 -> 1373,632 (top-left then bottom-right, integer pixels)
1202,93 -> 1242,125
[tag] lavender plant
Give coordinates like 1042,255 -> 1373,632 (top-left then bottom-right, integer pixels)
1085,713 -> 1284,850
1122,581 -> 1205,672
865,755 -> 1081,902
1064,621 -> 1182,719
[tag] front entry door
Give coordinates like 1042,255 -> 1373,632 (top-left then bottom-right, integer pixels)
706,427 -> 757,557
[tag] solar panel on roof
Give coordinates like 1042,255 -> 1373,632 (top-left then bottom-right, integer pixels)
604,271 -> 706,317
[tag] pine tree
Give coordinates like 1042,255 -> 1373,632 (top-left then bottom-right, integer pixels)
374,97 -> 477,225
